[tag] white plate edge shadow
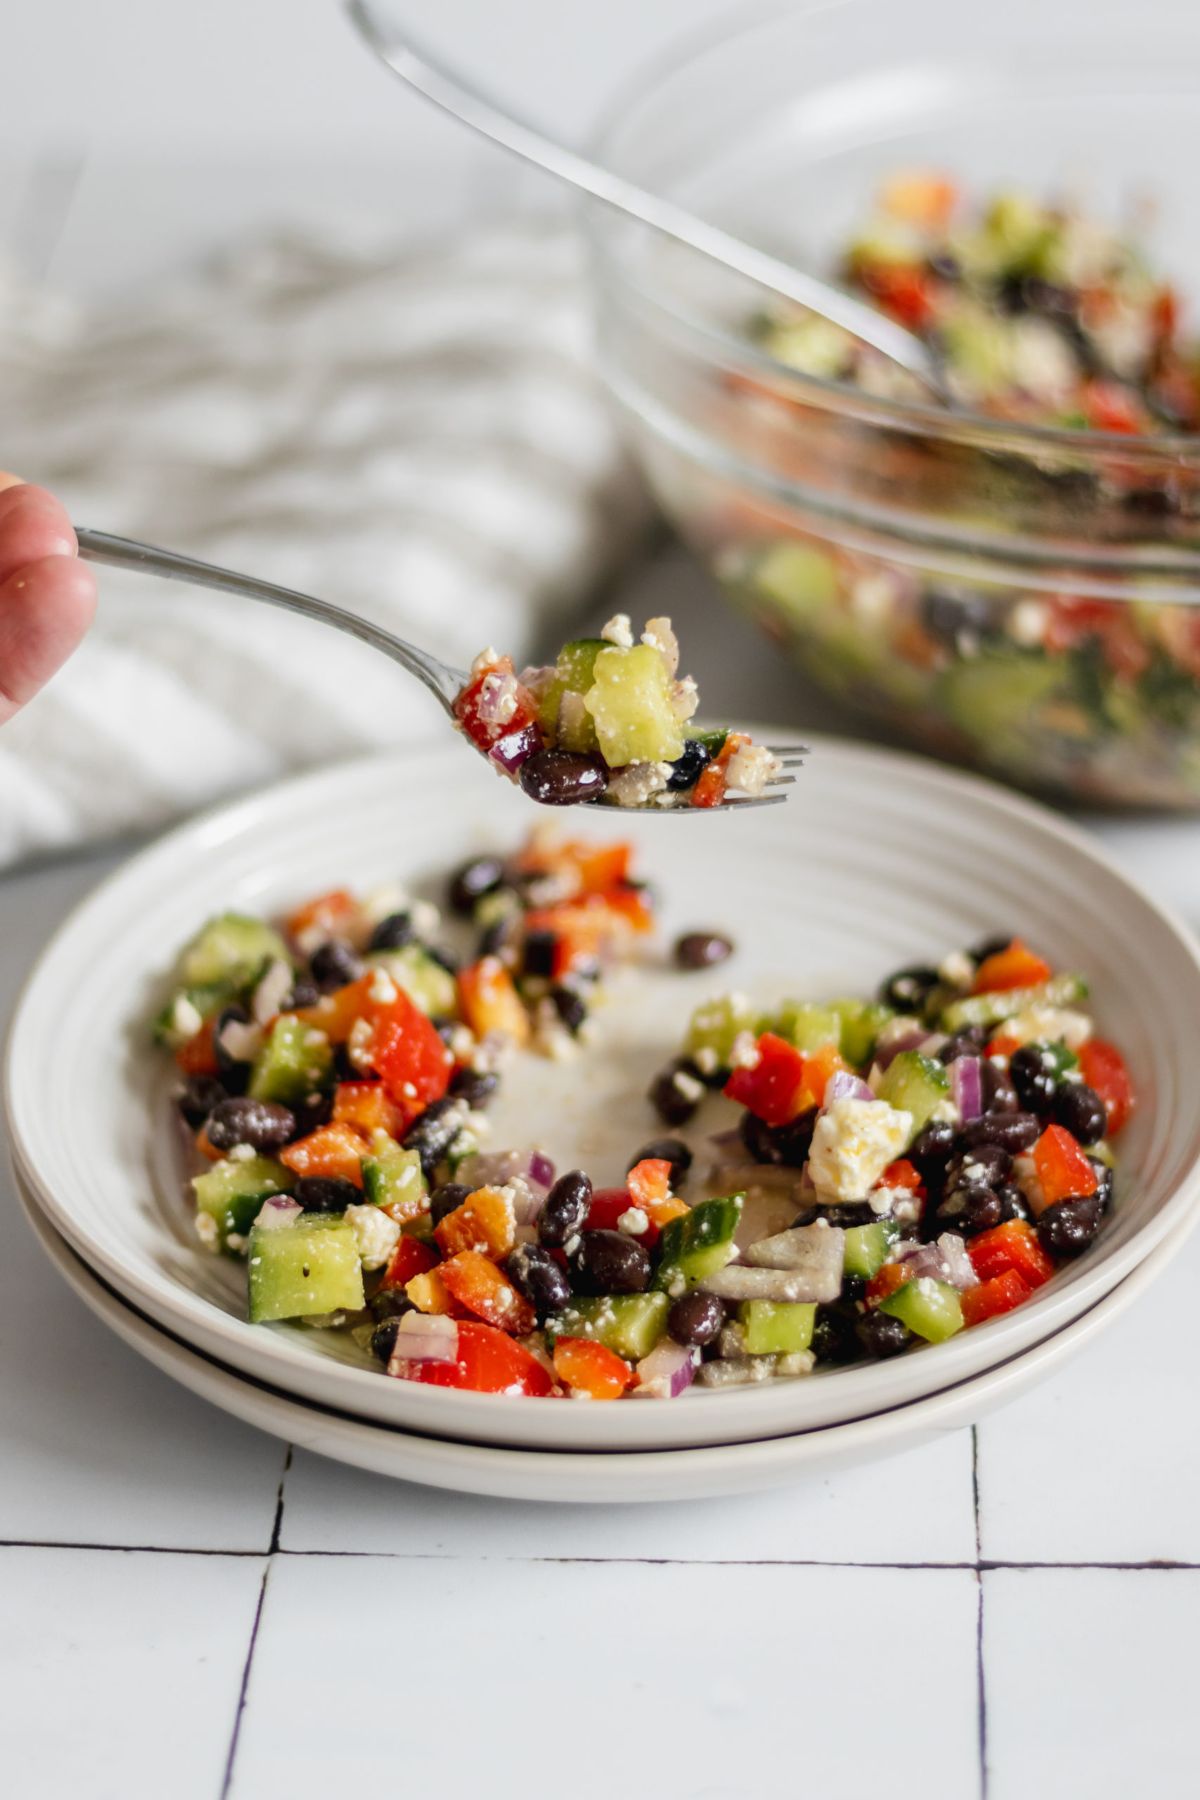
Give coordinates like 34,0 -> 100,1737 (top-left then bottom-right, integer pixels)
15,1164 -> 1196,1505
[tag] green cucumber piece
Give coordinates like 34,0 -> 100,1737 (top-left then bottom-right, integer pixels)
361,1134 -> 427,1215
247,1214 -> 366,1323
937,652 -> 1067,749
829,999 -> 894,1068
538,639 -> 607,751
193,1156 -> 291,1253
152,979 -> 236,1049
843,1219 -> 901,1281
179,913 -> 290,991
940,973 -> 1088,1034
248,1016 -> 334,1107
584,643 -> 685,766
874,1051 -> 951,1142
367,944 -> 457,1018
546,1292 -> 670,1363
738,1300 -> 816,1356
655,1194 -> 743,1293
751,542 -> 840,622
880,1277 -> 964,1343
683,994 -> 756,1070
772,1001 -> 842,1054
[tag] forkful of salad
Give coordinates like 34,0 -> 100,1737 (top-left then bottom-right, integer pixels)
76,528 -> 804,811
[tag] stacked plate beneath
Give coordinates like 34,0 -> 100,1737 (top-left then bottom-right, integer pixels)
7,740 -> 1200,1498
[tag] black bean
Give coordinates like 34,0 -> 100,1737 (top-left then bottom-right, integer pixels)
177,1074 -> 225,1130
449,856 -> 505,915
810,1306 -> 861,1366
293,1176 -> 360,1214
1037,1195 -> 1104,1258
370,1288 -> 412,1322
739,1107 -> 817,1169
282,979 -> 320,1011
938,1027 -> 987,1064
857,1310 -> 912,1358
519,749 -> 609,806
673,932 -> 734,971
310,939 -> 364,992
922,587 -> 993,647
1052,1082 -> 1107,1147
909,1118 -> 957,1165
448,1067 -> 498,1109
879,964 -> 940,1013
628,1137 -> 693,1187
214,1005 -> 253,1094
792,1200 -> 879,1229
667,1291 -> 725,1348
937,1184 -> 1003,1236
648,1058 -> 705,1127
575,1229 -> 651,1294
207,1096 -> 297,1154
539,1170 -> 592,1249
981,1061 -> 1020,1115
429,1182 -> 472,1225
292,1091 -> 334,1136
665,739 -> 713,792
1010,1045 -> 1059,1115
946,1142 -> 1012,1191
506,1244 -> 572,1318
994,1182 -> 1029,1224
371,1320 -> 401,1365
1088,1158 -> 1115,1212
550,985 -> 587,1035
523,929 -> 558,978
970,934 -> 1015,963
960,1111 -> 1041,1152
402,1098 -> 463,1179
368,911 -> 414,952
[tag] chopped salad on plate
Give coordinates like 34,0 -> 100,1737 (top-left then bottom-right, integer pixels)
155,831 -> 1134,1400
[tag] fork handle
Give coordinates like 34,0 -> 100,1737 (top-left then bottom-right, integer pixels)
75,526 -> 461,711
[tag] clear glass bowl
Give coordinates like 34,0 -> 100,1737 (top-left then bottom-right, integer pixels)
585,0 -> 1200,806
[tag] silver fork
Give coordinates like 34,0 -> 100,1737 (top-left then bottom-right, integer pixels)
75,528 -> 805,811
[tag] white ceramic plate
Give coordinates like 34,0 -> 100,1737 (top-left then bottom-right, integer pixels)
7,738 -> 1200,1451
17,1166 -> 1192,1503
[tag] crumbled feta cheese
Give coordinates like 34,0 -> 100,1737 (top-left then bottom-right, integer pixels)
868,1183 -> 909,1217
368,968 -> 398,1006
1005,1005 -> 1093,1051
469,645 -> 502,678
849,571 -> 897,626
476,668 -> 519,728
1009,599 -> 1049,648
693,1045 -> 719,1076
600,612 -> 634,648
228,1143 -> 256,1164
617,1206 -> 650,1237
346,1203 -> 401,1271
808,1098 -> 913,1200
930,1096 -> 962,1125
724,740 -> 780,798
557,689 -> 589,741
195,1212 -> 219,1250
347,1016 -> 375,1072
729,1031 -> 760,1071
938,950 -> 974,990
640,616 -> 680,674
225,1232 -> 247,1254
606,761 -> 672,807
172,995 -> 203,1041
411,899 -> 439,939
670,674 -> 699,722
1010,316 -> 1077,401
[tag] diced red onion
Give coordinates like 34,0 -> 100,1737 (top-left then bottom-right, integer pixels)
891,1240 -> 949,1284
387,1313 -> 458,1371
506,1177 -> 543,1228
634,1339 -> 696,1399
744,1223 -> 845,1301
489,721 -> 541,773
253,1196 -> 303,1231
701,1264 -> 825,1303
528,1151 -> 556,1193
823,1070 -> 876,1106
459,1149 -> 549,1193
873,1019 -> 931,1070
936,1233 -> 979,1290
475,667 -> 519,727
951,1056 -> 983,1123
252,958 -> 294,1026
217,1015 -> 262,1064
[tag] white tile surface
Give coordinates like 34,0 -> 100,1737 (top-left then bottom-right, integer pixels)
280,1430 -> 977,1564
984,1569 -> 1199,1800
237,1557 -> 981,1800
976,1227 -> 1200,1566
0,1546 -> 264,1799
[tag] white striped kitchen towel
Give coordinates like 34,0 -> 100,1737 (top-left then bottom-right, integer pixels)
0,224 -> 651,867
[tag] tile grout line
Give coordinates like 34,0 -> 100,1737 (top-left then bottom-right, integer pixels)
971,1426 -> 989,1800
218,1444 -> 292,1800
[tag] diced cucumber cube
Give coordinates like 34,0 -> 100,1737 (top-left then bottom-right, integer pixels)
179,913 -> 291,991
248,1016 -> 334,1107
772,1001 -> 842,1054
880,1277 -> 964,1343
584,643 -> 685,766
367,944 -> 456,1018
361,1133 -> 427,1220
546,1292 -> 669,1363
738,1300 -> 816,1356
874,1051 -> 950,1142
539,639 -> 607,751
843,1219 -> 901,1281
153,979 -> 236,1048
655,1195 -> 743,1293
829,998 -> 894,1068
247,1215 -> 365,1323
193,1156 -> 291,1253
940,973 -> 1088,1034
751,542 -> 840,622
683,994 -> 756,1070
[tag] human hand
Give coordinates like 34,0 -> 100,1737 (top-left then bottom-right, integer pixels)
0,474 -> 97,726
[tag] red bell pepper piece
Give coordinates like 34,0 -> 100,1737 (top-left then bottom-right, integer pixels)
453,656 -> 540,753
1033,1123 -> 1099,1208
972,939 -> 1052,994
438,1251 -> 536,1336
1078,1039 -> 1135,1137
552,1336 -> 634,1400
175,1017 -> 219,1077
880,1158 -> 924,1194
585,1187 -> 635,1232
968,1219 -> 1055,1289
368,987 -> 454,1112
279,1122 -> 367,1188
690,763 -> 727,809
627,1159 -> 672,1208
725,1032 -> 808,1127
865,1260 -> 918,1309
405,1321 -> 555,1396
285,888 -> 358,947
381,1234 -> 439,1291
961,1268 -> 1031,1327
